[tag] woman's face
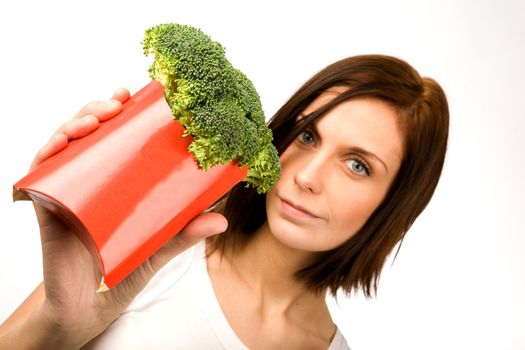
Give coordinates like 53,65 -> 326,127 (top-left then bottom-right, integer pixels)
265,90 -> 404,252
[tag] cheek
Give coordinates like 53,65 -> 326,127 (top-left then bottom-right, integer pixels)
277,150 -> 297,178
326,185 -> 384,240
270,154 -> 297,194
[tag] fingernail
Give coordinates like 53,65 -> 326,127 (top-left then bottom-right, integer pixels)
80,115 -> 95,123
218,219 -> 228,233
107,100 -> 121,109
49,133 -> 66,145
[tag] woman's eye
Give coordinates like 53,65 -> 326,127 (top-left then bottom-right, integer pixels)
298,130 -> 315,144
346,159 -> 371,176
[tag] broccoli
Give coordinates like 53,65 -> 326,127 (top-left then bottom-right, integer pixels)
142,23 -> 280,193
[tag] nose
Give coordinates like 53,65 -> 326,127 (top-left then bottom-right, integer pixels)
294,152 -> 325,194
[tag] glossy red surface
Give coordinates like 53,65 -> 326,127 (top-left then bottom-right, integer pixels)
13,80 -> 247,288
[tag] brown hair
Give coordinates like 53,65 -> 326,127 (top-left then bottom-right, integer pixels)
208,54 -> 449,297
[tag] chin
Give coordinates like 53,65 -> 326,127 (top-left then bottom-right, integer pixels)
265,212 -> 325,252
265,189 -> 346,252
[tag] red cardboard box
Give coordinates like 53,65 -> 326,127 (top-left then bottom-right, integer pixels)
13,80 -> 247,290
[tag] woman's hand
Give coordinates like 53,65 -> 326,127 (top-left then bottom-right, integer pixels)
1,88 -> 228,350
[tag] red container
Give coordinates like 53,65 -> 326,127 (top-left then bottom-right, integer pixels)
13,80 -> 247,289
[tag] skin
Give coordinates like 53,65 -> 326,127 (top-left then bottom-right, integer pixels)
267,90 -> 404,252
0,88 -> 228,350
208,90 -> 404,349
0,88 -> 404,350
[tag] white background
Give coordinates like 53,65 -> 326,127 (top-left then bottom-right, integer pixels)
1,1 -> 524,349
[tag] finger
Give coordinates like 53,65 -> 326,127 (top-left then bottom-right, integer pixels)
178,212 -> 228,242
57,115 -> 100,140
30,133 -> 68,171
30,116 -> 99,171
73,100 -> 122,122
149,213 -> 228,271
111,88 -> 131,104
110,213 -> 227,300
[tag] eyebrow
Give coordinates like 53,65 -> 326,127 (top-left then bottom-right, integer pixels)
349,146 -> 389,173
308,122 -> 389,173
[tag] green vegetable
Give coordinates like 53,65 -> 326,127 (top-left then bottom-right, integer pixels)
142,23 -> 281,193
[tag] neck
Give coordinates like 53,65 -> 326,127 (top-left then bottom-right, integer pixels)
226,222 -> 327,316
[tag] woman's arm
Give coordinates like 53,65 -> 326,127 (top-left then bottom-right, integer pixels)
0,89 -> 228,349
0,283 -> 59,349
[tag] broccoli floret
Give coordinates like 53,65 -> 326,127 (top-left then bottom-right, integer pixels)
143,23 -> 280,193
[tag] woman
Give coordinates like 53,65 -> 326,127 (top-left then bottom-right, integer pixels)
0,54 -> 448,349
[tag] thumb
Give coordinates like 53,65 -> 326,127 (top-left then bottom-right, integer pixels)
178,212 -> 228,242
148,212 -> 228,272
111,213 -> 227,300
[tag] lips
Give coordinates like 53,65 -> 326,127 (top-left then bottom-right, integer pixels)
280,197 -> 320,219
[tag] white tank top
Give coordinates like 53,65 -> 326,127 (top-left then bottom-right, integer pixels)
83,240 -> 350,349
